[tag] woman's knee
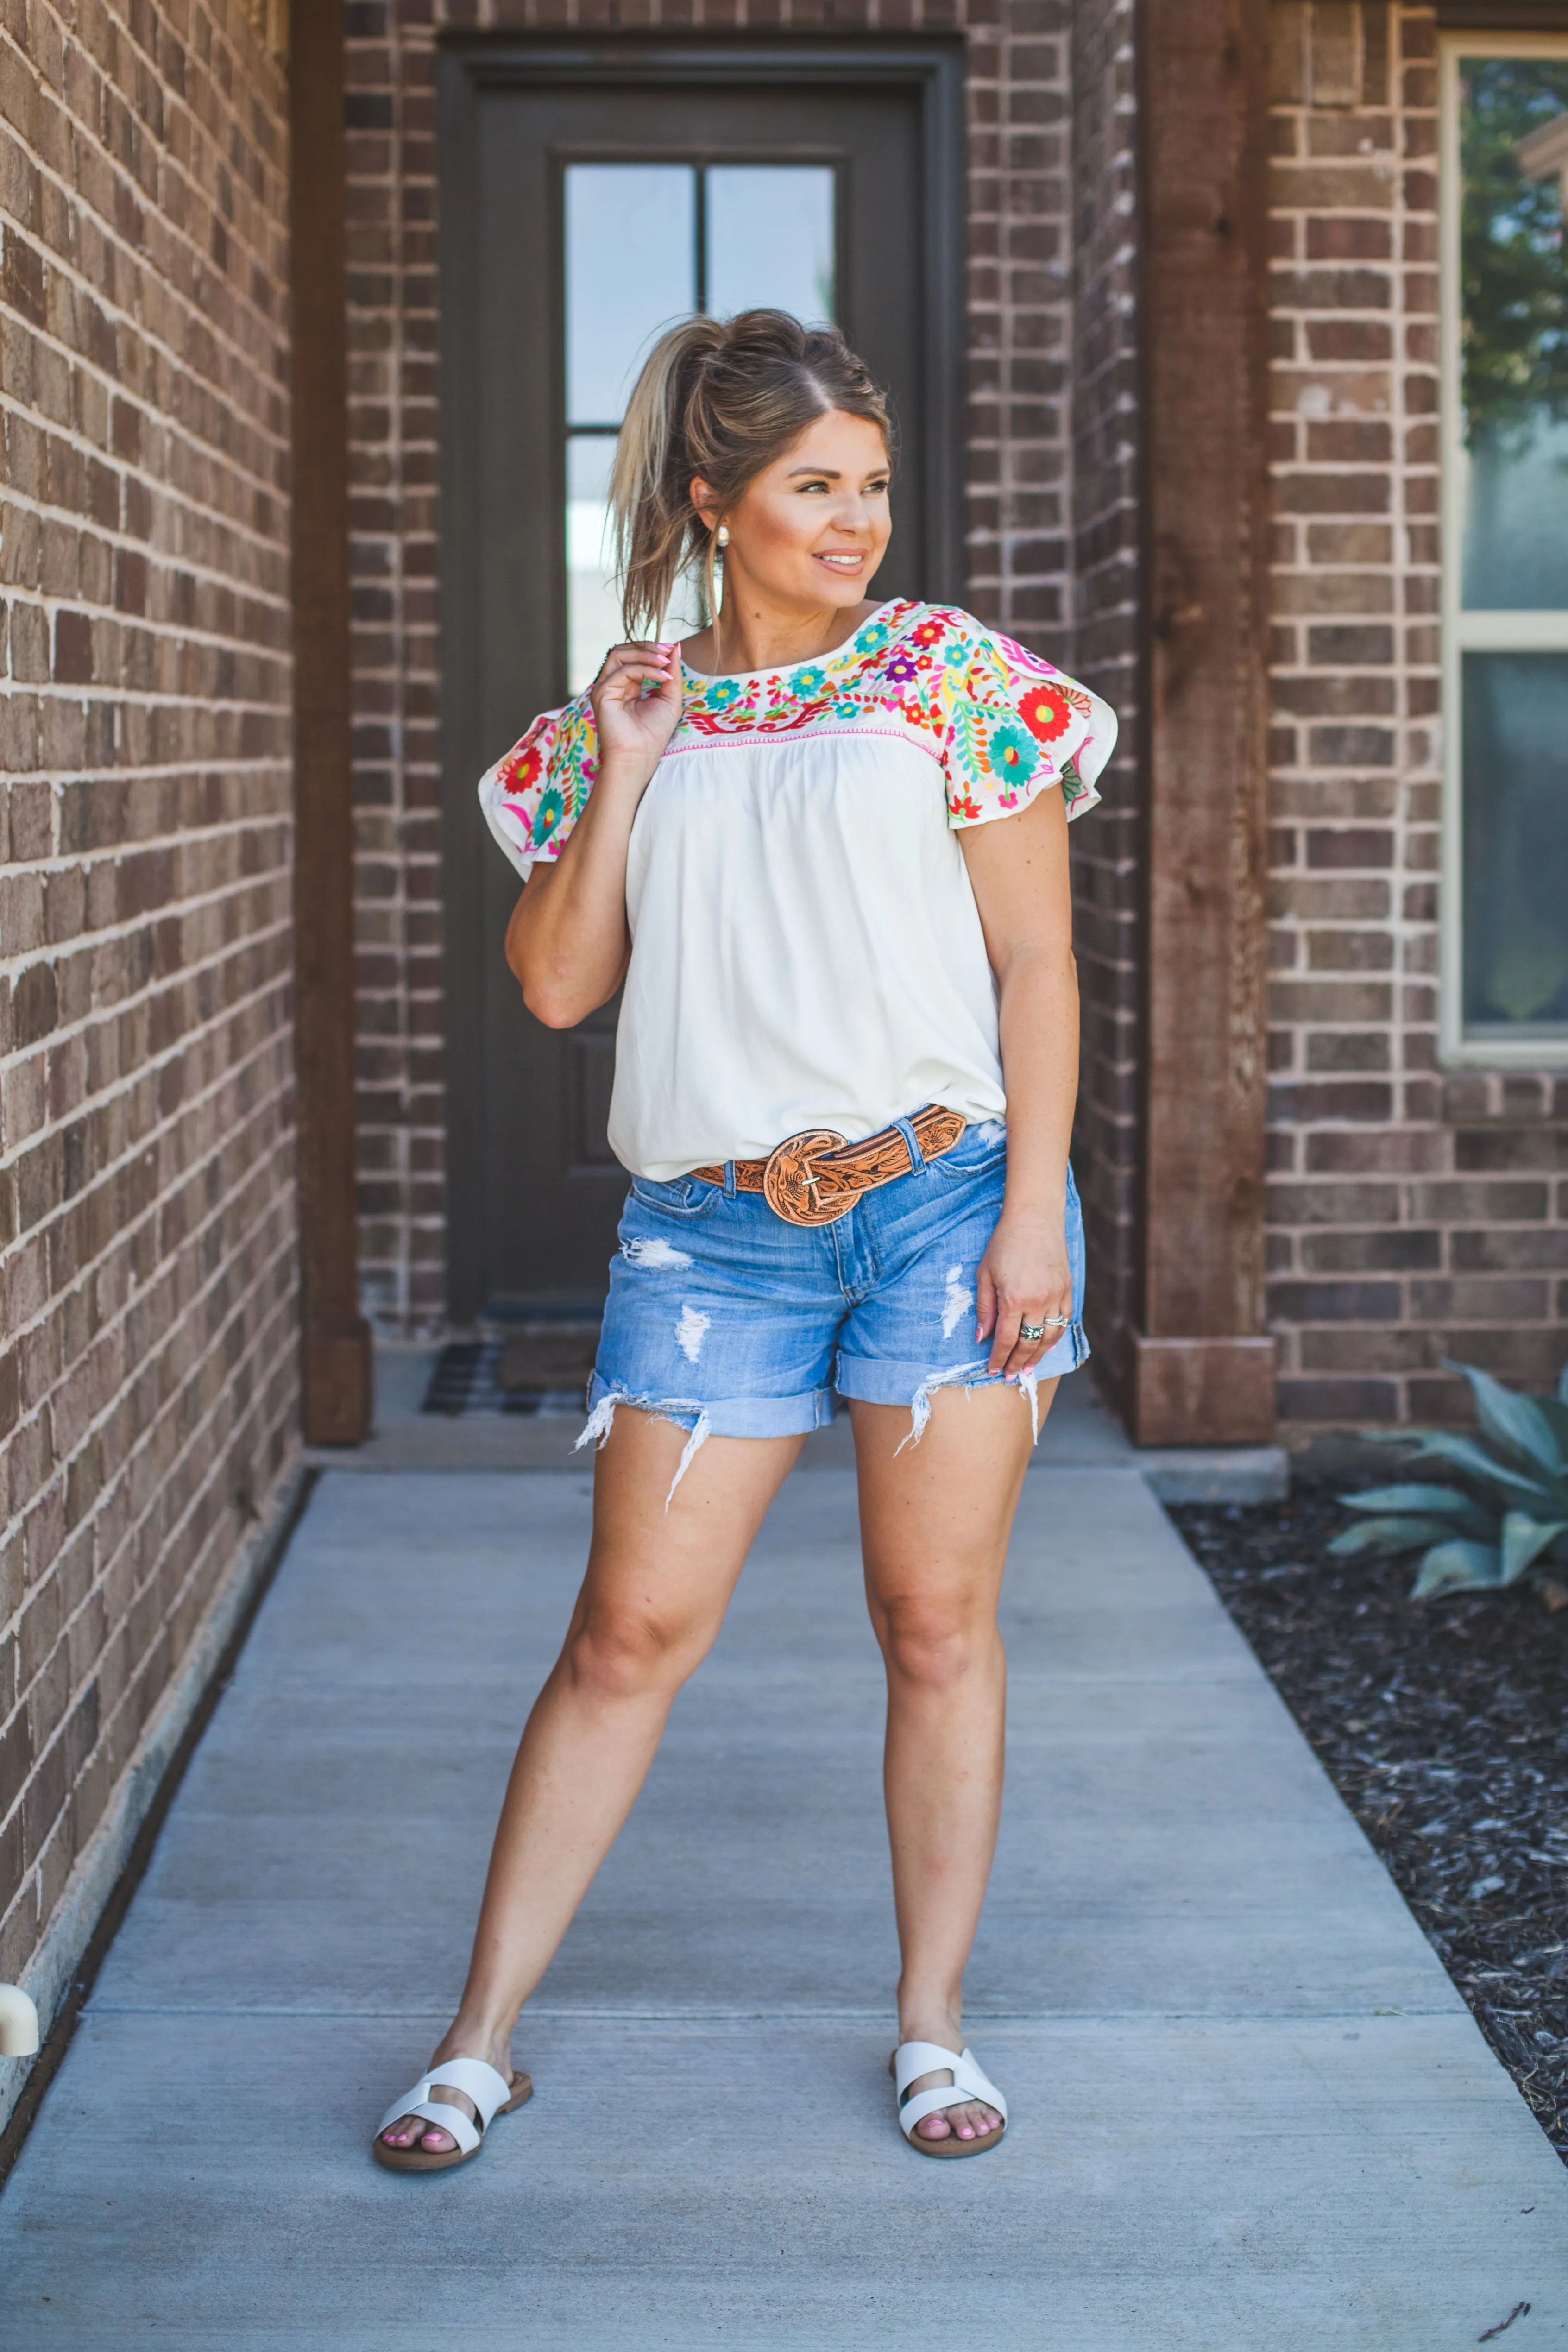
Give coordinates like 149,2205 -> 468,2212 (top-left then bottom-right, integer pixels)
563,1601 -> 709,1702
875,1591 -> 995,1692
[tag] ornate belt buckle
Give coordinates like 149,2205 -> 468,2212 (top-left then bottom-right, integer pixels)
762,1129 -> 851,1226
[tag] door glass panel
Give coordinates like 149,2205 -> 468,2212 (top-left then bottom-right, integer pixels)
561,160 -> 839,692
1461,652 -> 1568,1032
565,435 -> 624,699
706,165 -> 836,322
565,164 -> 696,424
1457,58 -> 1568,610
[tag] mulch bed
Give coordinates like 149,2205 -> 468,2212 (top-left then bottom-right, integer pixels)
1170,1482 -> 1568,2165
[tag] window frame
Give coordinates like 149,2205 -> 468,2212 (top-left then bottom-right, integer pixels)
1438,29 -> 1568,1066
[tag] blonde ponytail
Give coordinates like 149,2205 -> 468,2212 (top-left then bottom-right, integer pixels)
609,309 -> 893,645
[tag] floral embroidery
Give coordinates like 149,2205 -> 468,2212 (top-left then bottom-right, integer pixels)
478,599 -> 1114,875
983,718 -> 1041,785
1018,679 -> 1074,745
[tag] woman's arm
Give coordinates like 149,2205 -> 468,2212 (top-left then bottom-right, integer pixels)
506,642 -> 681,1028
957,786 -> 1079,1376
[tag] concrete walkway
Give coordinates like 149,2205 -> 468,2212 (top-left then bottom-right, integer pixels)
2,1443 -> 1566,2346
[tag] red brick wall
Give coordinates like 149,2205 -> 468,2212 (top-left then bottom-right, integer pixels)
343,0 -> 1083,1335
1265,0 -> 1568,1425
0,1 -> 297,1993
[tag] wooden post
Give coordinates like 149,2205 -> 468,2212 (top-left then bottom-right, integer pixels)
1129,0 -> 1277,1445
289,0 -> 372,1444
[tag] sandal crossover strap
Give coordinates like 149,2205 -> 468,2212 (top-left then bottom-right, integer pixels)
377,2056 -> 515,2154
893,2040 -> 1008,2142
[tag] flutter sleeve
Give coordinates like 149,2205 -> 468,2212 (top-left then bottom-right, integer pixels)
937,616 -> 1117,831
477,693 -> 598,880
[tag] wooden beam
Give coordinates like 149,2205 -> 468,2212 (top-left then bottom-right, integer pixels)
289,0 -> 372,1445
1131,0 -> 1276,1445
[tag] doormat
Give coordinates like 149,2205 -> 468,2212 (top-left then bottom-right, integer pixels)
421,1326 -> 601,1418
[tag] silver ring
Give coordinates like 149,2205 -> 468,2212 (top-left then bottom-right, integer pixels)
1019,1321 -> 1046,1342
1044,1313 -> 1071,1328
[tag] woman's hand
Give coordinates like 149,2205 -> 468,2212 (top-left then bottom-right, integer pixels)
589,640 -> 683,772
976,1206 -> 1073,1378
507,640 -> 682,1027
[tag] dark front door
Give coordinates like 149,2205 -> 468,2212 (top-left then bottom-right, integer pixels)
440,43 -> 962,1318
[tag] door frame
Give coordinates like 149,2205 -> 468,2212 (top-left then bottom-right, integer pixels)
436,35 -> 967,1323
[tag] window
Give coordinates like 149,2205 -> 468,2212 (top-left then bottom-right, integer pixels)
562,162 -> 838,692
1440,35 -> 1568,1062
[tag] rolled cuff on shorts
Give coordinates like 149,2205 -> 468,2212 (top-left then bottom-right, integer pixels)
582,1371 -> 835,1440
833,1321 -> 1089,1409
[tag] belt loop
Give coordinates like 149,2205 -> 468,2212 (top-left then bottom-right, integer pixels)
892,1113 -> 925,1174
723,1159 -> 737,1201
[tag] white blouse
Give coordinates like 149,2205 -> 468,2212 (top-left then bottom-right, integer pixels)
479,599 -> 1116,1183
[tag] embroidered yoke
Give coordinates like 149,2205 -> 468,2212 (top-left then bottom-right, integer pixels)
479,599 -> 1116,1182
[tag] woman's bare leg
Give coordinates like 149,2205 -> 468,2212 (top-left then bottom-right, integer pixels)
380,1408 -> 802,2153
849,1378 -> 1056,2144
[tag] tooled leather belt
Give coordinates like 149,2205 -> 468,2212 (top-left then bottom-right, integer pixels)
692,1104 -> 969,1228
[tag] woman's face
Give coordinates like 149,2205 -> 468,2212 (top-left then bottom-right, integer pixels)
694,410 -> 892,614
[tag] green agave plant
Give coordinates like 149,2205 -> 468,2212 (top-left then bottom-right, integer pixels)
1329,1359 -> 1568,1600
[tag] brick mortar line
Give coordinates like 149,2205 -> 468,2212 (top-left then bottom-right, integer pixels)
0,965 -> 294,1188
0,840 -> 292,916
0,1218 -> 299,1675
0,1336 -> 302,1868
0,284 -> 288,530
0,1280 -> 299,1733
25,0 -> 291,125
0,686 -> 291,718
0,863 -> 291,958
0,512 -> 292,614
0,1143 -> 301,1609
0,1208 -> 299,1611
0,964 -> 294,1223
0,22 -> 292,394
0,759 -> 293,796
0,872 -> 292,1002
0,792 -> 293,862
3,30 -> 290,284
0,421 -> 292,581
0,960 -> 292,1158
0,269 -> 289,517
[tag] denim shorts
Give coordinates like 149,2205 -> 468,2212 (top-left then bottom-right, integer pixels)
579,1120 -> 1089,1497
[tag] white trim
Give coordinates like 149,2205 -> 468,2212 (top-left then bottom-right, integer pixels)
1451,611 -> 1568,653
1438,32 -> 1568,1068
0,1462 -> 306,2142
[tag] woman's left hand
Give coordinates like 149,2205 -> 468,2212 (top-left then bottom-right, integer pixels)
976,1208 -> 1073,1377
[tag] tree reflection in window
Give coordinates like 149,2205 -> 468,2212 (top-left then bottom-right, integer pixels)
1461,59 -> 1568,447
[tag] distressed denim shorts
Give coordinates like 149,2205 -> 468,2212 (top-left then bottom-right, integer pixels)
579,1119 -> 1089,1497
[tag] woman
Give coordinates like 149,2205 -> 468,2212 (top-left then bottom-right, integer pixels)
374,310 -> 1115,2171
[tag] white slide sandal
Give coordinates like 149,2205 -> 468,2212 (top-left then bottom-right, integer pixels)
372,2055 -> 532,2174
892,2039 -> 1008,2158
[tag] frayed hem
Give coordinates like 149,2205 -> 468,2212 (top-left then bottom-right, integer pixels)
573,1390 -> 713,1510
574,1394 -> 620,1454
893,1357 -> 992,1456
890,1359 -> 1046,1456
665,1412 -> 712,1508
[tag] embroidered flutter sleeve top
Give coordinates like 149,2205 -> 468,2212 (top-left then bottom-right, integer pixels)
479,600 -> 1116,1181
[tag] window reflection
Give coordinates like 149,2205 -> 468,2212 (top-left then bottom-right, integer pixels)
1461,654 -> 1568,1032
562,161 -> 840,692
1458,59 -> 1568,610
565,165 -> 695,425
707,166 -> 835,323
